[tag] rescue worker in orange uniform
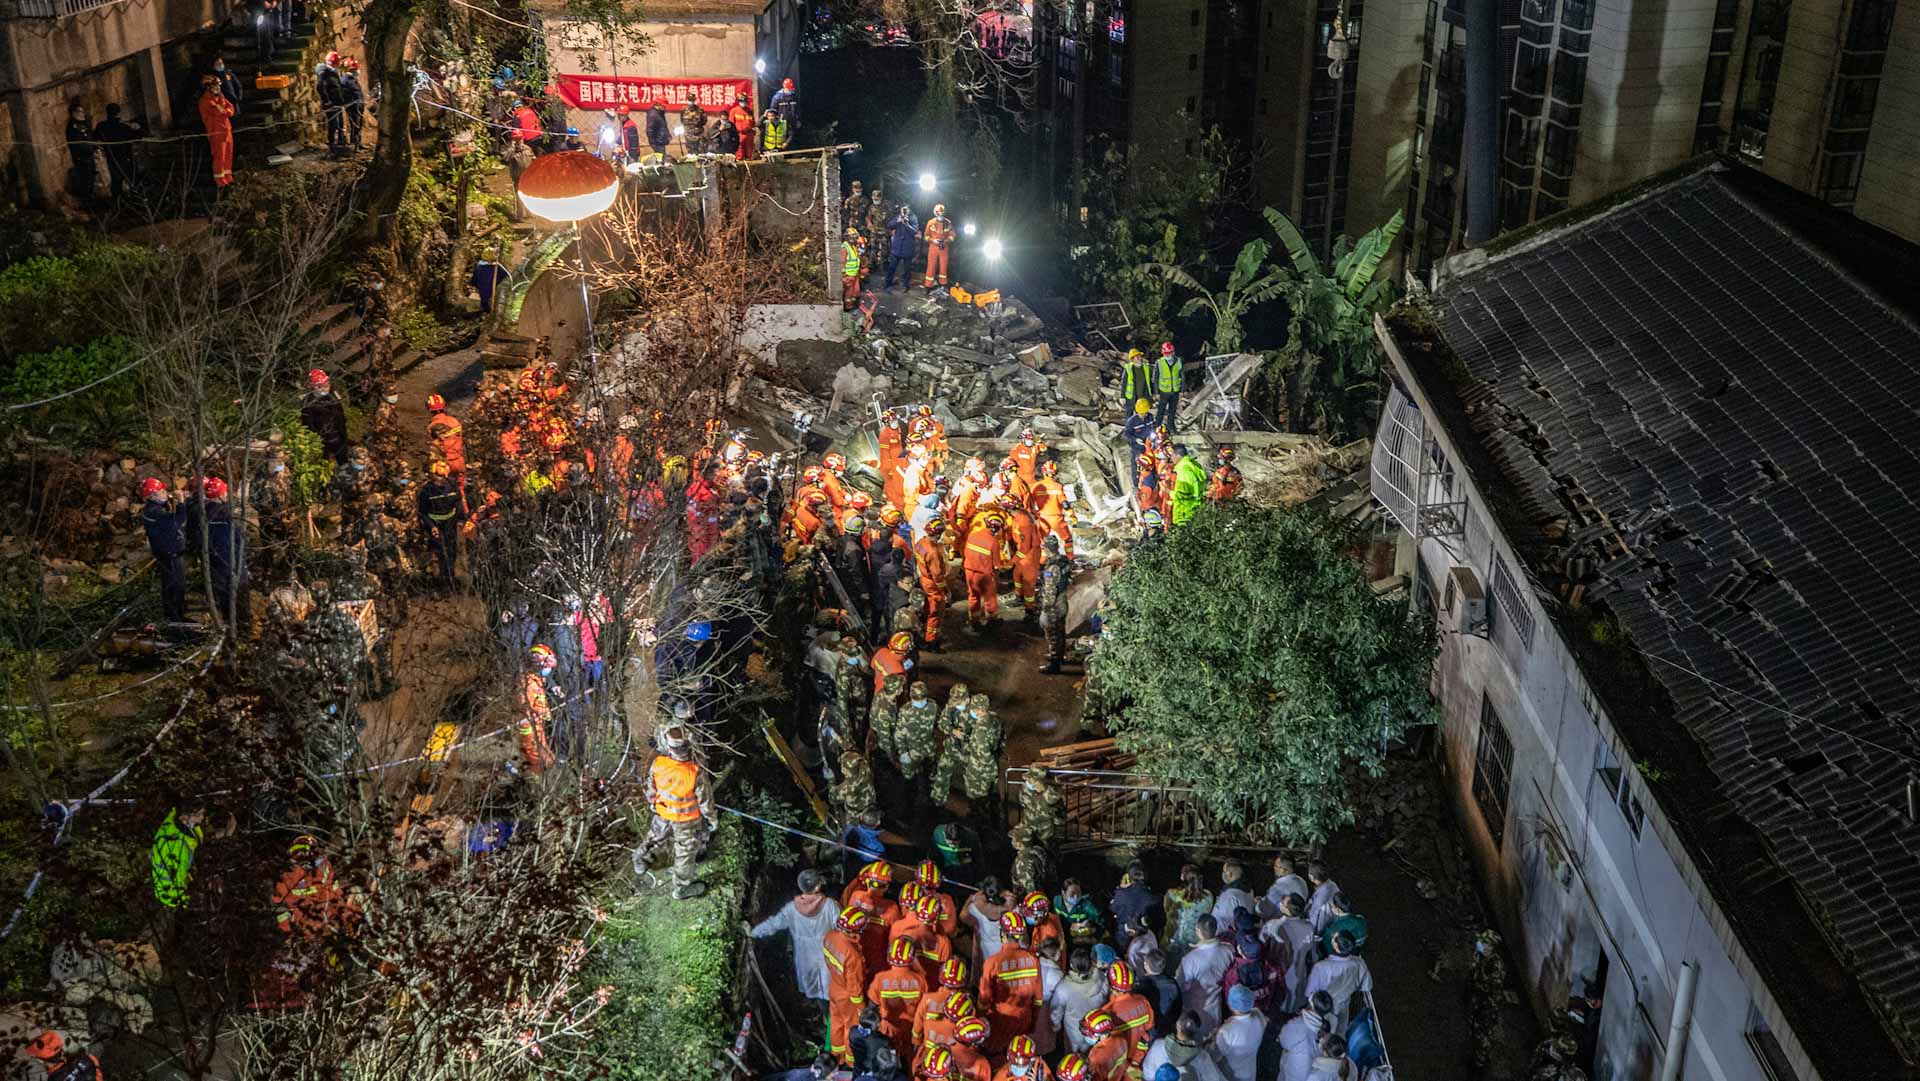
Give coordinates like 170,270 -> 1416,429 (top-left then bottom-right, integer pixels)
1010,429 -> 1046,485
916,860 -> 959,935
919,1044 -> 959,1080
1080,1010 -> 1129,1081
914,518 -> 951,648
425,393 -> 468,503
950,1017 -> 993,1081
915,958 -> 971,1049
872,630 -> 914,696
639,721 -> 712,899
1021,892 -> 1066,955
821,451 -> 853,511
962,513 -> 1006,629
1004,500 -> 1043,618
869,936 -> 930,1062
947,458 -> 987,556
824,906 -> 871,1064
979,909 -> 1044,1055
893,891 -> 955,986
272,834 -> 355,937
918,990 -> 975,1072
1208,446 -> 1243,501
1133,455 -> 1161,517
923,204 -> 955,290
1103,961 -> 1155,1070
518,645 -> 558,775
876,409 -> 908,509
1028,460 -> 1074,558
842,859 -> 902,974
993,1035 -> 1054,1081
792,490 -> 832,547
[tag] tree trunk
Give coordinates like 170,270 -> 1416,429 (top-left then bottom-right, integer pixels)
441,164 -> 475,308
358,0 -> 418,247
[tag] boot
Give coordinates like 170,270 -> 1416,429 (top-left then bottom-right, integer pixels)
1038,661 -> 1062,674
672,881 -> 708,900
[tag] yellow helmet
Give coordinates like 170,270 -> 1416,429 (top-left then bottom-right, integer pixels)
1134,399 -> 1152,415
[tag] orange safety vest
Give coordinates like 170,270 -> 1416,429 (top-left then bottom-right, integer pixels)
650,755 -> 703,821
926,217 -> 953,247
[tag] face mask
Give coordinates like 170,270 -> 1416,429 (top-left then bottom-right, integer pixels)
902,659 -> 914,669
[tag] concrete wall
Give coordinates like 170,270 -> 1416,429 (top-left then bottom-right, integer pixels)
1853,0 -> 1920,244
1574,0 -> 1720,203
1757,0 -> 1844,191
1250,0 -> 1316,212
0,0 -> 224,205
1373,352 -> 1829,1081
541,13 -> 757,146
1127,0 -> 1205,167
1345,0 -> 1426,248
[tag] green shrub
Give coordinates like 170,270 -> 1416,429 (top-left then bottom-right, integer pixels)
271,406 -> 335,507
392,305 -> 459,354
0,245 -> 154,364
3,337 -> 146,447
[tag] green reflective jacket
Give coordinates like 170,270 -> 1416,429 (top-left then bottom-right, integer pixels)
151,808 -> 203,908
1170,457 -> 1208,525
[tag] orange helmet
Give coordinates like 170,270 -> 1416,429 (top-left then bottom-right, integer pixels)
1000,909 -> 1028,939
1007,1035 -> 1038,1065
914,892 -> 941,923
954,1017 -> 989,1046
880,504 -> 904,525
938,957 -> 969,988
888,937 -> 917,967
426,393 -> 446,411
850,491 -> 872,509
1080,1008 -> 1116,1038
1021,891 -> 1050,917
1057,1054 -> 1092,1081
1108,960 -> 1136,993
836,906 -> 870,934
918,1046 -> 955,1078
803,466 -> 825,483
917,859 -> 941,888
823,452 -> 847,471
859,860 -> 892,888
24,1032 -> 62,1061
429,461 -> 450,477
889,631 -> 914,653
528,644 -> 556,666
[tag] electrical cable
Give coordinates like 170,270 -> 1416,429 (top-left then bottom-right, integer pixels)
0,646 -> 207,711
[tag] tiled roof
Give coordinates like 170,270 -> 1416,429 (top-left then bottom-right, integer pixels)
1433,164 -> 1920,1060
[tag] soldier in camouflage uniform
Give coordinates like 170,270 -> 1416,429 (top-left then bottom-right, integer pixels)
1036,535 -> 1073,674
332,445 -> 377,508
821,643 -> 866,785
892,577 -> 924,636
365,387 -> 405,465
928,682 -> 972,805
869,672 -> 904,761
894,680 -> 939,780
1009,821 -> 1048,896
961,693 -> 1002,803
1019,767 -> 1065,846
252,445 -> 298,575
833,750 -> 878,825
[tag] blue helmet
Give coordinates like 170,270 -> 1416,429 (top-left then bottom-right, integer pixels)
685,621 -> 714,642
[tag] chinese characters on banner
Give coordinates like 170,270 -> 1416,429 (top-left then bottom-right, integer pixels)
552,74 -> 753,111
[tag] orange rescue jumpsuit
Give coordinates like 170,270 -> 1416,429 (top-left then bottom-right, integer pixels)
824,927 -> 868,1063
1209,464 -> 1242,501
952,1044 -> 993,1081
822,470 -> 852,511
517,672 -> 556,774
1010,440 -> 1045,485
879,423 -> 907,508
914,534 -> 949,644
868,962 -> 929,1062
948,474 -> 987,557
1006,508 -> 1042,606
962,524 -> 1003,625
894,918 -> 955,987
840,886 -> 902,976
977,942 -> 1044,1056
1028,477 -> 1074,557
913,985 -> 961,1049
1087,1033 -> 1131,1081
1107,991 -> 1155,1069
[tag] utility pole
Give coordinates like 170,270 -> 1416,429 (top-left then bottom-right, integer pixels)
1323,14 -> 1351,258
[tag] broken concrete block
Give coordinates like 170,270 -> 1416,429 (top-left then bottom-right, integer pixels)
1058,367 -> 1102,406
1018,343 -> 1053,368
832,363 -> 877,406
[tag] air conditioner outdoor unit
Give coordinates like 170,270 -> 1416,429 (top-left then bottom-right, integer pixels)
1447,565 -> 1486,635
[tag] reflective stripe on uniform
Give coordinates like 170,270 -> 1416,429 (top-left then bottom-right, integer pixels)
993,967 -> 1039,980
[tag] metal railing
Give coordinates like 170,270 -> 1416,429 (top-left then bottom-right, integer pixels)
5,0 -> 130,18
1004,766 -> 1291,850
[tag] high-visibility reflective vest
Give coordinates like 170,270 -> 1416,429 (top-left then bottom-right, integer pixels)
843,241 -> 861,276
762,118 -> 788,150
651,755 -> 703,821
1155,354 -> 1183,392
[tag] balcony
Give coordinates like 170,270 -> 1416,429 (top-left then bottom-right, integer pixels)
4,0 -> 128,17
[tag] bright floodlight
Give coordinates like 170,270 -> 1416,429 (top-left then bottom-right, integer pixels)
918,171 -> 937,192
962,220 -> 977,236
983,237 -> 1004,261
517,151 -> 620,223
755,57 -> 767,74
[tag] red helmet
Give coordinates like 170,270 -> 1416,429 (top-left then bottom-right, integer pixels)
823,451 -> 847,471
889,631 -> 914,653
805,490 -> 829,507
1057,1054 -> 1092,1081
859,860 -> 892,888
999,909 -> 1027,939
850,491 -> 872,509
836,906 -> 870,934
945,992 -> 975,1020
899,881 -> 924,910
783,77 -> 796,90
918,1046 -> 954,1079
803,466 -> 824,482
616,103 -> 631,115
925,517 -> 946,536
325,50 -> 341,65
200,476 -> 228,501
1007,1035 -> 1038,1065
938,957 -> 969,988
917,859 -> 941,888
308,368 -> 330,388
426,393 -> 446,411
888,936 -> 917,967
913,893 -> 941,924
1020,428 -> 1036,443
1108,960 -> 1136,993
1021,891 -> 1050,917
954,1017 -> 988,1046
1160,341 -> 1175,356
1080,1008 -> 1116,1038
1041,460 -> 1060,476
24,1032 -> 62,1061
342,57 -> 360,71
139,477 -> 167,500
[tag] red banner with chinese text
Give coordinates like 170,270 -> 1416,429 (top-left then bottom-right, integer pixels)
551,74 -> 753,112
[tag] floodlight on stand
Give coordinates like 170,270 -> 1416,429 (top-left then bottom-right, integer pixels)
675,124 -> 686,137
962,221 -> 977,236
918,171 -> 936,192
983,237 -> 1004,261
755,57 -> 767,74
516,150 -> 620,222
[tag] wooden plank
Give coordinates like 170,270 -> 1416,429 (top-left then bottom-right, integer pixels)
763,717 -> 831,827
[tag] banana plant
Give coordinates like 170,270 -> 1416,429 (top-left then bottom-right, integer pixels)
1142,236 -> 1291,355
1263,208 -> 1405,438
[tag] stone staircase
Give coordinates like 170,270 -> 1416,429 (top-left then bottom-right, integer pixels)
292,301 -> 426,384
211,14 -> 321,164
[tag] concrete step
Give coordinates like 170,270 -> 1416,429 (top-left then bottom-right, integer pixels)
315,319 -> 359,350
297,301 -> 354,335
392,350 -> 426,375
329,337 -> 366,370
